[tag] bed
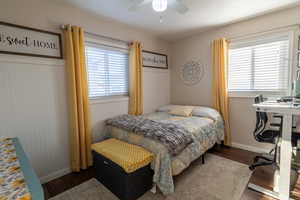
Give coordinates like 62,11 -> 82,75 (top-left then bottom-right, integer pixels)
104,105 -> 224,195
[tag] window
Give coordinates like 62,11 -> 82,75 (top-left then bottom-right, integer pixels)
85,43 -> 129,98
228,33 -> 292,96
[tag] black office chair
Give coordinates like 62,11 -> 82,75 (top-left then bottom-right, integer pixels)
249,95 -> 280,170
249,95 -> 300,170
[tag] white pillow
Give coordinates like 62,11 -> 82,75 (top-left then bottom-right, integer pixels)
192,106 -> 221,120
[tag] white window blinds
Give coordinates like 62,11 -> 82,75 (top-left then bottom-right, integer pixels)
228,34 -> 291,95
85,43 -> 129,98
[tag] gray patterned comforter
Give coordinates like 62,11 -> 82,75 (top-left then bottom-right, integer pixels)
105,115 -> 193,155
104,107 -> 224,195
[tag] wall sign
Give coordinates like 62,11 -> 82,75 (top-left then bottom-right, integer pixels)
142,50 -> 168,69
0,22 -> 62,59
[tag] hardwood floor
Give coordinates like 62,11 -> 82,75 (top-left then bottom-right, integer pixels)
43,146 -> 300,200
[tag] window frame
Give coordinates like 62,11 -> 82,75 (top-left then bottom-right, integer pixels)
85,36 -> 129,102
227,31 -> 295,98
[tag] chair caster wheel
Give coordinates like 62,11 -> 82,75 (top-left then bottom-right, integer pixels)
249,166 -> 255,171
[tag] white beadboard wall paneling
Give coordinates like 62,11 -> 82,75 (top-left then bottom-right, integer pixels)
0,55 -> 70,178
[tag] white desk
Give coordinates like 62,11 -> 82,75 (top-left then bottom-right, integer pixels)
252,102 -> 300,200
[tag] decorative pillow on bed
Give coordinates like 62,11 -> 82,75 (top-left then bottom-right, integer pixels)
169,106 -> 194,117
156,105 -> 179,112
192,106 -> 221,120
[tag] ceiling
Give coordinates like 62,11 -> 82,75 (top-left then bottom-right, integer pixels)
61,0 -> 300,41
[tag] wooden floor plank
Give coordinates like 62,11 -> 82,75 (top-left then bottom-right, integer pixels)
43,146 -> 300,200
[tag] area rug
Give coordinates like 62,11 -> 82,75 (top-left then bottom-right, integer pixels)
50,154 -> 252,200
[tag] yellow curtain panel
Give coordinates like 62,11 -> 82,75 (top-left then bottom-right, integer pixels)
212,38 -> 231,146
128,41 -> 143,115
63,25 -> 92,172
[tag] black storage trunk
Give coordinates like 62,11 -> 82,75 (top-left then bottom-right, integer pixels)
93,151 -> 154,200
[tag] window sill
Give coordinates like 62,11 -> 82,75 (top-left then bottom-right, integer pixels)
89,96 -> 129,105
228,91 -> 286,98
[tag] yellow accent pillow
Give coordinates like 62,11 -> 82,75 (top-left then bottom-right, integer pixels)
169,106 -> 194,117
91,139 -> 154,173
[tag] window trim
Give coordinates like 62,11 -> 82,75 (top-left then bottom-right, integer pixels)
89,95 -> 129,105
228,30 -> 295,98
228,91 -> 288,98
85,36 -> 129,100
85,36 -> 129,51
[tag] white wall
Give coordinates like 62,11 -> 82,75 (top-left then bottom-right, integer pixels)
170,6 -> 300,152
0,0 -> 171,182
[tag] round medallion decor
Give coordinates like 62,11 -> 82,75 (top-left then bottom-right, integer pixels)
180,60 -> 205,86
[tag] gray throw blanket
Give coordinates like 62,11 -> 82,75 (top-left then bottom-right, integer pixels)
105,114 -> 193,155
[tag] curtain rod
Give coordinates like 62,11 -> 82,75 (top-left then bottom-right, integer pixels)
60,25 -> 130,45
227,23 -> 300,42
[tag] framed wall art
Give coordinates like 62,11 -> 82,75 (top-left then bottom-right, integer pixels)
142,50 -> 168,69
181,60 -> 205,86
0,21 -> 62,59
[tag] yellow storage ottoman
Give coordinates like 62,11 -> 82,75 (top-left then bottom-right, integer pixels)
91,138 -> 154,200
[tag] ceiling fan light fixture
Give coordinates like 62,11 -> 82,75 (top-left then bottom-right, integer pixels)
152,0 -> 168,12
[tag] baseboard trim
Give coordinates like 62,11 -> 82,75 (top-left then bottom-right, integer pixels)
40,167 -> 71,184
39,143 -> 267,184
231,142 -> 269,154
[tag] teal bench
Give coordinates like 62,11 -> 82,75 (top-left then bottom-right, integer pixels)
13,138 -> 44,200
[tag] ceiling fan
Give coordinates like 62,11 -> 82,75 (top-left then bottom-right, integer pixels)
129,0 -> 189,14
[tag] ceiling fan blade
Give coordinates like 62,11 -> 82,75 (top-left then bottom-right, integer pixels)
128,0 -> 146,11
174,0 -> 189,14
